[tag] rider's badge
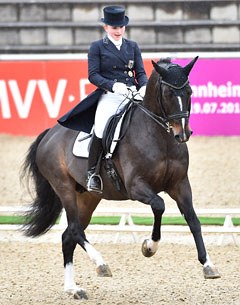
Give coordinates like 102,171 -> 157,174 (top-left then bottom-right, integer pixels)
128,60 -> 134,69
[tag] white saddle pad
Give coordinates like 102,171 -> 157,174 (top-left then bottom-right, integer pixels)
73,132 -> 91,158
73,114 -> 126,158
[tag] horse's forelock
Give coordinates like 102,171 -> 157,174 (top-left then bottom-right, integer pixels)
157,58 -> 172,65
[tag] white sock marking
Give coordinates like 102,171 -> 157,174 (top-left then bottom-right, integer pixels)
203,253 -> 214,267
64,263 -> 77,292
146,239 -> 159,253
84,242 -> 105,267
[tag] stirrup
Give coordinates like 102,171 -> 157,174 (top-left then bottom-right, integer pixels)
87,173 -> 103,194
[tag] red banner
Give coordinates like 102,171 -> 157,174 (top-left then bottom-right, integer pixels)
0,60 -> 92,135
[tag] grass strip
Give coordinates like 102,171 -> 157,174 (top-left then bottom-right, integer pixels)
0,215 -> 27,225
1,215 -> 240,226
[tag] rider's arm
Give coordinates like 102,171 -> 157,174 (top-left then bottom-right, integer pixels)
133,42 -> 148,89
88,41 -> 115,92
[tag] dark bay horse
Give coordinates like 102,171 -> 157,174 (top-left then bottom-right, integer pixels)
21,57 -> 220,300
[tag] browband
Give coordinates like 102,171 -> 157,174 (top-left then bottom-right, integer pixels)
161,79 -> 189,90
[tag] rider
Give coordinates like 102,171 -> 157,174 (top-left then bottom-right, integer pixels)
87,5 -> 148,193
58,5 -> 148,193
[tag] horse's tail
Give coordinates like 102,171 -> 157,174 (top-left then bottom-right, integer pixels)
21,129 -> 63,237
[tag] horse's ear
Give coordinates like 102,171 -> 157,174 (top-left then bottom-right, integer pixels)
183,56 -> 199,76
152,60 -> 168,78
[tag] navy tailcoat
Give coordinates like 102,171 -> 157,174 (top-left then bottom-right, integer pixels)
58,36 -> 148,133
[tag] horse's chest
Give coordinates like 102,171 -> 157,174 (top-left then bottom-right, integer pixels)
164,158 -> 187,178
167,157 -> 182,167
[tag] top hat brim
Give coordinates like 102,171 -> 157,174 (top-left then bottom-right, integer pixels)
101,16 -> 129,27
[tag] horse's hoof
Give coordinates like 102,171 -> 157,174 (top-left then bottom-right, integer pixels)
203,265 -> 221,279
66,288 -> 88,300
96,264 -> 112,277
141,239 -> 156,257
73,289 -> 88,300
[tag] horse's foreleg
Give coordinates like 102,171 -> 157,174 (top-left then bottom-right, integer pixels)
169,179 -> 221,279
128,181 -> 165,258
142,206 -> 164,257
182,207 -> 220,279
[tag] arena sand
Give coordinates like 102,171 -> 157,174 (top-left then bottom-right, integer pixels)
0,134 -> 239,304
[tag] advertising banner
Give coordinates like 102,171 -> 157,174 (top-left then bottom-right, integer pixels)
173,58 -> 240,136
0,56 -> 239,136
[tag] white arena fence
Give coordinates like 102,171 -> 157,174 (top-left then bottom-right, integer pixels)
0,206 -> 240,245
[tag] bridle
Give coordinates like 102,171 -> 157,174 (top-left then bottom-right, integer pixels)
158,77 -> 190,120
132,76 -> 190,133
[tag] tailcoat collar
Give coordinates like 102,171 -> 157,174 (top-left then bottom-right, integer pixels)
103,36 -> 129,64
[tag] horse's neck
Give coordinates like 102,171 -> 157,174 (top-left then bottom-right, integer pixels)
143,73 -> 162,116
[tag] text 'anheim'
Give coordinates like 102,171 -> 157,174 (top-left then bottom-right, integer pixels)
192,82 -> 240,98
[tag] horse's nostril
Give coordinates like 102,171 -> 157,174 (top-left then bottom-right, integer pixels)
174,134 -> 181,143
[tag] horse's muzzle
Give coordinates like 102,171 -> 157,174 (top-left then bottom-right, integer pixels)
172,125 -> 193,143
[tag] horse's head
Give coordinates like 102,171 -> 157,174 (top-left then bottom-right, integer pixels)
151,57 -> 198,143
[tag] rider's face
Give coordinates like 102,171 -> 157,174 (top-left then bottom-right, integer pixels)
104,25 -> 125,41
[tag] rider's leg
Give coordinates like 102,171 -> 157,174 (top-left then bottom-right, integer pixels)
87,133 -> 103,193
87,92 -> 129,193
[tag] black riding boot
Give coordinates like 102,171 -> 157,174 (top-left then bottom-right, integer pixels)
87,134 -> 103,193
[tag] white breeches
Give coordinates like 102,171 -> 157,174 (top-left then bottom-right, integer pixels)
94,88 -> 136,138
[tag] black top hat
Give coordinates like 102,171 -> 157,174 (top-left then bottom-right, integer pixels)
101,6 -> 129,26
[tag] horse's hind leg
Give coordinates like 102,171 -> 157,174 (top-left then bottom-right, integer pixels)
75,192 -> 112,277
169,178 -> 220,279
62,228 -> 88,299
61,190 -> 112,298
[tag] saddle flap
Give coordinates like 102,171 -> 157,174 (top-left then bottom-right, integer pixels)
102,101 -> 133,156
72,102 -> 134,158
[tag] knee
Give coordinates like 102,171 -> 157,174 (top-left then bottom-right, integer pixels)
149,195 -> 165,214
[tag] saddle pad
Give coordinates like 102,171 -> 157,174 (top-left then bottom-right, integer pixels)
72,114 -> 125,158
73,132 -> 91,158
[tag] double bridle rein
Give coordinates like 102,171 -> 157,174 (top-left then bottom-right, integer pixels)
133,77 -> 190,133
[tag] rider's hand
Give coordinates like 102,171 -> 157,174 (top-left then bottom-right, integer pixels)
138,86 -> 146,98
133,92 -> 143,101
133,86 -> 146,101
112,82 -> 129,96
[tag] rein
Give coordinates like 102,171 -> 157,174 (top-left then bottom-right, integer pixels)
129,77 -> 190,133
122,90 -> 171,132
134,101 -> 171,132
